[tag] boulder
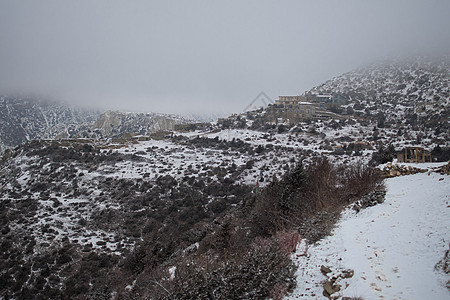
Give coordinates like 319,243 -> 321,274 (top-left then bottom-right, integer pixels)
321,265 -> 332,275
323,280 -> 341,298
340,269 -> 354,279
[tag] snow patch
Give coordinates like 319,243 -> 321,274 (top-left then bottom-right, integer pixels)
287,169 -> 450,299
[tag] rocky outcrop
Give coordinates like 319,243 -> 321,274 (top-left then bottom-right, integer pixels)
93,110 -> 185,137
381,163 -> 428,178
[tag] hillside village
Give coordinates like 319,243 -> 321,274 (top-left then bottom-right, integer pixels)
218,58 -> 449,164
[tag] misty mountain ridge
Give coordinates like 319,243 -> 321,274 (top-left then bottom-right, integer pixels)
0,99 -> 202,153
0,96 -> 99,152
1,55 -> 448,155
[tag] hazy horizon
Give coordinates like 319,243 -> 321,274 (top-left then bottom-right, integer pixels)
1,0 -> 449,115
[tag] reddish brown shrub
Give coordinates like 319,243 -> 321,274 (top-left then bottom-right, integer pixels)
275,230 -> 301,254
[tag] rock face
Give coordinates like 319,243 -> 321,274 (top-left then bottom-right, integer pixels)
93,110 -> 186,137
92,111 -> 123,136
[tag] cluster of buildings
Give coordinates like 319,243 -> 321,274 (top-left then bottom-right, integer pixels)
265,93 -> 347,124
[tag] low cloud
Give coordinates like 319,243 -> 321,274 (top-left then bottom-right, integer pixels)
0,0 -> 449,115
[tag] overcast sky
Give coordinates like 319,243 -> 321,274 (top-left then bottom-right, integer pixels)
0,0 -> 449,115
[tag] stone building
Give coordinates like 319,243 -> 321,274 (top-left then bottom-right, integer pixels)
305,93 -> 347,108
267,95 -> 316,124
275,95 -> 307,105
315,95 -> 332,108
397,146 -> 432,163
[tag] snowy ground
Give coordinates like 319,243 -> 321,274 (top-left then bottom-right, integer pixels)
287,164 -> 450,299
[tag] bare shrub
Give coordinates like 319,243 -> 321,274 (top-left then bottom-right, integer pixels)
274,230 -> 301,254
144,236 -> 297,300
250,162 -> 309,235
305,158 -> 339,209
338,162 -> 384,203
250,157 -> 384,242
197,216 -> 251,259
251,159 -> 337,235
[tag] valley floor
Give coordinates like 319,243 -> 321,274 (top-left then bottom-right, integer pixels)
286,163 -> 450,299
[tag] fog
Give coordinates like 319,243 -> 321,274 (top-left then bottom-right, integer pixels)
0,0 -> 449,115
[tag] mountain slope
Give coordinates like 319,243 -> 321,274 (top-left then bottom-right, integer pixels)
0,98 -> 191,154
0,56 -> 449,299
309,56 -> 449,133
0,96 -> 98,150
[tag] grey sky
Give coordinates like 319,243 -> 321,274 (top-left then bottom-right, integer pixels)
0,0 -> 449,115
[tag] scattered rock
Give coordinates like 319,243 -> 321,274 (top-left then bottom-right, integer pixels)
443,255 -> 450,274
321,265 -> 332,275
435,162 -> 450,175
382,163 -> 427,178
323,281 -> 334,296
340,269 -> 354,279
323,280 -> 341,298
435,248 -> 450,274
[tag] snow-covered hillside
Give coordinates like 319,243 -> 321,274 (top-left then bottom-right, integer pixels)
0,96 -> 98,149
212,57 -> 450,165
312,57 -> 449,105
0,98 -> 193,154
308,57 -> 449,149
287,163 -> 450,299
1,56 -> 449,299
